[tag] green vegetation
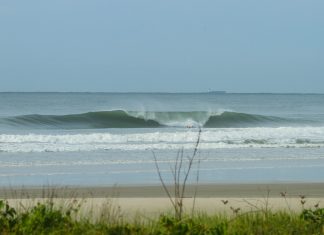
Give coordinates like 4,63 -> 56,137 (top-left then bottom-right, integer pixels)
1,199 -> 324,234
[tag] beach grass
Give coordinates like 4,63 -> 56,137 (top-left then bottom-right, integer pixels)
1,197 -> 324,234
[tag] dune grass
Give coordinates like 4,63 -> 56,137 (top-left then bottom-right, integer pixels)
1,198 -> 324,234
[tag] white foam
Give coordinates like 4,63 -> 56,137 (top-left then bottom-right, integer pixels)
1,127 -> 324,153
127,110 -> 225,127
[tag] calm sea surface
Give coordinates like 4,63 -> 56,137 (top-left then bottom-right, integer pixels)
1,92 -> 324,186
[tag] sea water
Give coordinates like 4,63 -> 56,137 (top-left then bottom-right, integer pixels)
0,92 -> 324,186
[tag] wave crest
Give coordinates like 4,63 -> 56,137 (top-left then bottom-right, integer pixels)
0,110 -> 304,129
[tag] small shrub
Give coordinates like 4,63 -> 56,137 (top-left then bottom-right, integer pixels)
0,200 -> 17,231
18,202 -> 73,234
157,215 -> 223,235
300,208 -> 324,225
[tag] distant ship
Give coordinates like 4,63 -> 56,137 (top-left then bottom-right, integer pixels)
207,90 -> 226,94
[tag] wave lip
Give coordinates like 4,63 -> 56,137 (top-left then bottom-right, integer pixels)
0,110 -> 162,129
0,110 -> 312,129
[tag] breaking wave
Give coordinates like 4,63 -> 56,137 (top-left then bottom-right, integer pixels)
0,110 -> 310,129
1,127 -> 324,153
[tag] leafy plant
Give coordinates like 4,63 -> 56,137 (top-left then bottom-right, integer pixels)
300,208 -> 324,224
157,214 -> 226,235
0,200 -> 17,231
18,202 -> 73,234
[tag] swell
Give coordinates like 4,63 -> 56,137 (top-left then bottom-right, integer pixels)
0,110 -> 308,129
0,110 -> 162,129
204,112 -> 291,127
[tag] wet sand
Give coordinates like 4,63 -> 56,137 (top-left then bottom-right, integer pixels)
1,183 -> 324,199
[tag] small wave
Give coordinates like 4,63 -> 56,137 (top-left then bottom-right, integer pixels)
243,139 -> 268,144
1,127 -> 324,152
0,110 -> 309,129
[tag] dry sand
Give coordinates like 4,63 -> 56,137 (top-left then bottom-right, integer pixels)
1,183 -> 324,218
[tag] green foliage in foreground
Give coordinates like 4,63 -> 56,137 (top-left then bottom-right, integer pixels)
1,200 -> 324,235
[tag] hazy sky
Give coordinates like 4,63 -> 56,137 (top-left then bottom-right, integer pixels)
0,0 -> 323,93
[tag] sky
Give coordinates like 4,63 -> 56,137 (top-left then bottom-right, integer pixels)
0,0 -> 323,93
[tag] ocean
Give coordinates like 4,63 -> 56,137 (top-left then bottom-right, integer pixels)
0,92 -> 324,186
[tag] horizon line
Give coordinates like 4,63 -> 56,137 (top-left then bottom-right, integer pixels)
0,91 -> 323,95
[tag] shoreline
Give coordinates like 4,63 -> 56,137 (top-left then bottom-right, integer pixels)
1,182 -> 324,199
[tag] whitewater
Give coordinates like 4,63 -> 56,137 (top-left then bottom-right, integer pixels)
1,92 -> 324,186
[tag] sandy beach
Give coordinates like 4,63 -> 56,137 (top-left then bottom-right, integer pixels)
2,183 -> 323,218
